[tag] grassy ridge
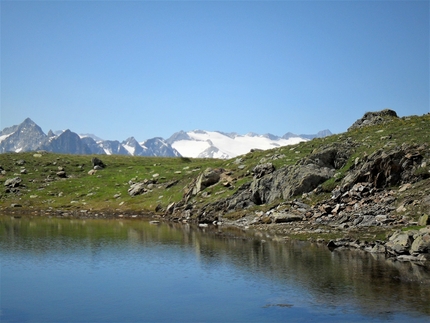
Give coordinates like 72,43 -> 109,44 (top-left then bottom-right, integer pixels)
0,113 -> 429,216
0,153 -> 224,213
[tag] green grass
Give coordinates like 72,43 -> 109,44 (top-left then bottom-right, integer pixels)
0,153 -> 224,213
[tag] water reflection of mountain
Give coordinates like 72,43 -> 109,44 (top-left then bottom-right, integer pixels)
1,216 -> 429,317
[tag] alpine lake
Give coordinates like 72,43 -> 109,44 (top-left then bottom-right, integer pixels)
1,214 -> 429,323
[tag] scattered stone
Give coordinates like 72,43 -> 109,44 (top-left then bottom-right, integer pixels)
91,157 -> 106,169
88,169 -> 97,175
128,183 -> 147,196
4,177 -> 22,188
57,171 -> 67,178
398,183 -> 412,192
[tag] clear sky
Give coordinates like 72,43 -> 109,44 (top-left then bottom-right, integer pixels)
1,0 -> 429,141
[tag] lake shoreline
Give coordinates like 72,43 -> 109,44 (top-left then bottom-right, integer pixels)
3,204 -> 429,268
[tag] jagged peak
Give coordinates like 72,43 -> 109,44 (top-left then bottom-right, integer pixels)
22,117 -> 36,124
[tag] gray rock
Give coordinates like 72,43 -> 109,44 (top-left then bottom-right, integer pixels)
57,171 -> 67,178
410,234 -> 430,253
340,145 -> 424,190
4,177 -> 22,187
128,182 -> 147,196
91,157 -> 106,169
253,163 -> 275,179
357,215 -> 377,227
193,168 -> 223,194
386,231 -> 413,255
250,164 -> 335,205
418,214 -> 429,226
348,109 -> 398,131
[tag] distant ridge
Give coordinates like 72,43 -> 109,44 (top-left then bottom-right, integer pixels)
0,118 -> 332,159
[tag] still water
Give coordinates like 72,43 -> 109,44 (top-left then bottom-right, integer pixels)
1,216 -> 429,323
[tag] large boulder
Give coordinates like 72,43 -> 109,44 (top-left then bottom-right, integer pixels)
385,231 -> 414,255
250,164 -> 335,205
192,168 -> 223,195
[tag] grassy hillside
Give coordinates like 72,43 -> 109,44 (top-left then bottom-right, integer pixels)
1,113 -> 429,219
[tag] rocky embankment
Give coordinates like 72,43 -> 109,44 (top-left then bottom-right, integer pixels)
165,110 -> 430,264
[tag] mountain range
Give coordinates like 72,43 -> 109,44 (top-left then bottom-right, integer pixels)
0,118 -> 331,159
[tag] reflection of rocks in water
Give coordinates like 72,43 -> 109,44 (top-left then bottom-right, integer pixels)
262,303 -> 294,308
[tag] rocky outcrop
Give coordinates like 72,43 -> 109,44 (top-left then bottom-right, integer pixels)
253,163 -> 275,179
183,168 -> 231,202
250,164 -> 335,205
248,143 -> 353,205
4,177 -> 23,193
347,109 -> 398,131
299,143 -> 352,169
128,182 -> 148,196
340,144 -> 427,191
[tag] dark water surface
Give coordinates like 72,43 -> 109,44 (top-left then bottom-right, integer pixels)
1,216 -> 429,323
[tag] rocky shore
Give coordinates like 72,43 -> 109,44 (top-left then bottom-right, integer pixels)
163,110 -> 430,265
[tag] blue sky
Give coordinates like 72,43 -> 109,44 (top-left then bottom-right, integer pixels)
1,0 -> 429,141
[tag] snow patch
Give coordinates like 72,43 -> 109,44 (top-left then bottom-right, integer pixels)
123,144 -> 135,155
0,133 -> 12,143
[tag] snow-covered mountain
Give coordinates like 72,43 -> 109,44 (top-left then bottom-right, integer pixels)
0,118 -> 332,159
166,129 -> 331,159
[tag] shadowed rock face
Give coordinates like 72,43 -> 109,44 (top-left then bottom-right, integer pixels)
347,109 -> 398,131
250,164 -> 335,205
341,145 -> 425,190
